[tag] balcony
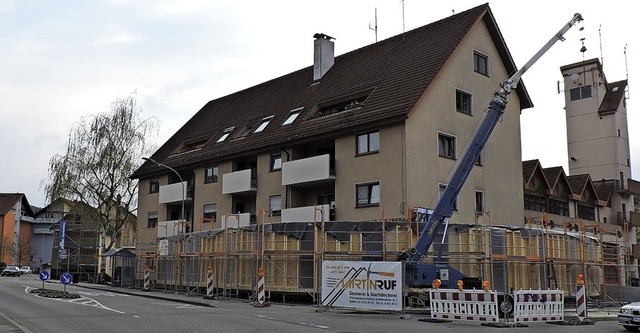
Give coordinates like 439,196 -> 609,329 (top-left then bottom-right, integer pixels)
282,204 -> 331,223
159,181 -> 188,204
614,178 -> 640,195
282,154 -> 335,186
631,211 -> 640,227
222,169 -> 257,194
157,220 -> 186,238
221,213 -> 251,228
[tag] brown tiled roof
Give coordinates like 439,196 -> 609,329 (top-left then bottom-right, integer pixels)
132,3 -> 532,179
599,80 -> 627,115
522,159 -> 540,184
542,167 -> 564,189
567,174 -> 590,195
0,193 -> 21,215
592,179 -> 613,203
0,193 -> 34,217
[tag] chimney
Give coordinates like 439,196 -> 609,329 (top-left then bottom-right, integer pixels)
313,33 -> 334,81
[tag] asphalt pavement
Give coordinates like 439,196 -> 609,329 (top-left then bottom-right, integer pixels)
1,281 -> 620,332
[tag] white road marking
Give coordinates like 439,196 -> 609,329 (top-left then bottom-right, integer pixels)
24,286 -> 126,314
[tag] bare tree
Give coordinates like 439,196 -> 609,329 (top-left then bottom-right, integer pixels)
16,236 -> 31,266
1,237 -> 13,265
44,93 -> 158,269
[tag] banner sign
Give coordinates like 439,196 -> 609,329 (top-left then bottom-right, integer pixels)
321,260 -> 402,311
59,220 -> 66,252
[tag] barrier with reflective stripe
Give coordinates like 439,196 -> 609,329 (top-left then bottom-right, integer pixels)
513,289 -> 564,323
429,289 -> 499,322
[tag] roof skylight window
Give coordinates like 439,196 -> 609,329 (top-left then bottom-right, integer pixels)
282,107 -> 303,126
216,127 -> 235,143
253,116 -> 274,133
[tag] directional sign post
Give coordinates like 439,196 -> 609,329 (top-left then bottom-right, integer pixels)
39,270 -> 50,290
60,272 -> 72,292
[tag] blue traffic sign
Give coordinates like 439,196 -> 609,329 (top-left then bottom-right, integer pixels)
60,272 -> 73,285
39,271 -> 50,281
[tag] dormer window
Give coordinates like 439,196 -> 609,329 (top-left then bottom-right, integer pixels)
174,135 -> 211,154
253,116 -> 274,133
216,127 -> 235,143
282,107 -> 303,126
311,89 -> 373,119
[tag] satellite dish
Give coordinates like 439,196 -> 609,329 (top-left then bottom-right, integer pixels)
571,73 -> 580,84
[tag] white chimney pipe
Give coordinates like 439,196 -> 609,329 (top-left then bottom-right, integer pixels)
313,33 -> 334,81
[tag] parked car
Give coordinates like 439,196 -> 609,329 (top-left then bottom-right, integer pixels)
19,266 -> 32,274
619,301 -> 640,331
1,265 -> 21,277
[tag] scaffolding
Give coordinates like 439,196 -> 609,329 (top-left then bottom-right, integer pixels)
134,209 -> 635,304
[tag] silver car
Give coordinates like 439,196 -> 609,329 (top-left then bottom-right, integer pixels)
619,301 -> 640,331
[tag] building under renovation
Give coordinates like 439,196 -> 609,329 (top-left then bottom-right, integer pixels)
130,4 -> 639,303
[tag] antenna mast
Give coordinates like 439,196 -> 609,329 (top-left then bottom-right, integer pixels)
369,8 -> 378,42
625,44 -> 630,99
599,25 -> 603,67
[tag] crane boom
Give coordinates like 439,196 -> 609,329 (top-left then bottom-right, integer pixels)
406,13 -> 583,265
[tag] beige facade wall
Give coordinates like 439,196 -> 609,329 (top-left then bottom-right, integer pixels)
334,124 -> 405,221
404,19 -> 524,227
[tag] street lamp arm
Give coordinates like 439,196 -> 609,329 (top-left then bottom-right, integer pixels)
142,157 -> 186,224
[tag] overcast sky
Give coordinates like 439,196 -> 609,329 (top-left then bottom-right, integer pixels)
0,0 -> 637,207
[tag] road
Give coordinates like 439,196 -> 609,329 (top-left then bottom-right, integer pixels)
0,274 -> 628,332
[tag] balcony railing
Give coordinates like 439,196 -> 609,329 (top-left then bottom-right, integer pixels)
281,204 -> 331,223
222,169 -> 257,194
159,181 -> 188,204
221,213 -> 251,228
157,220 -> 186,238
282,154 -> 335,186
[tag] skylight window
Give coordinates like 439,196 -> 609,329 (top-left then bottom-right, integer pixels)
216,127 -> 235,143
253,116 -> 274,133
282,107 -> 303,126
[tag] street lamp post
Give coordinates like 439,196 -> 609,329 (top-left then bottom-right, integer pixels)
142,157 -> 187,292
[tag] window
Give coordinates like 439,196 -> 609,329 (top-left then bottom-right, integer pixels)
269,195 -> 282,215
456,89 -> 472,115
216,127 -> 235,143
203,204 -> 217,222
549,199 -> 569,216
204,166 -> 218,183
149,179 -> 159,193
438,133 -> 456,159
356,131 -> 380,155
524,194 -> 546,212
356,182 -> 380,207
270,154 -> 282,171
439,184 -> 457,210
473,51 -> 489,76
282,107 -> 303,125
254,116 -> 274,133
577,204 -> 595,221
569,86 -> 592,101
475,191 -> 484,214
147,211 -> 158,228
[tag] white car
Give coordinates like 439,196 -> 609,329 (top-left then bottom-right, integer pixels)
19,266 -> 32,274
619,301 -> 640,331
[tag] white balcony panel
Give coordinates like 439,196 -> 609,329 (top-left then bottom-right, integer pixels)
282,154 -> 333,186
159,182 -> 187,204
157,220 -> 186,238
222,169 -> 255,194
282,204 -> 330,223
221,213 -> 251,228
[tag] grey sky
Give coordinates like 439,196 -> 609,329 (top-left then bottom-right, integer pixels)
0,0 -> 636,207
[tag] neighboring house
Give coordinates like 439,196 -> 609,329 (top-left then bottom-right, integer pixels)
30,198 -> 73,271
131,4 -> 531,258
0,193 -> 35,266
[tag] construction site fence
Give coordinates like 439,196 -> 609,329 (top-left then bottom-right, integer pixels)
130,219 -> 637,304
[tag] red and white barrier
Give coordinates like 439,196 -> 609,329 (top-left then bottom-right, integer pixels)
206,265 -> 214,298
576,274 -> 587,321
429,289 -> 499,323
143,265 -> 150,291
513,289 -> 564,323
